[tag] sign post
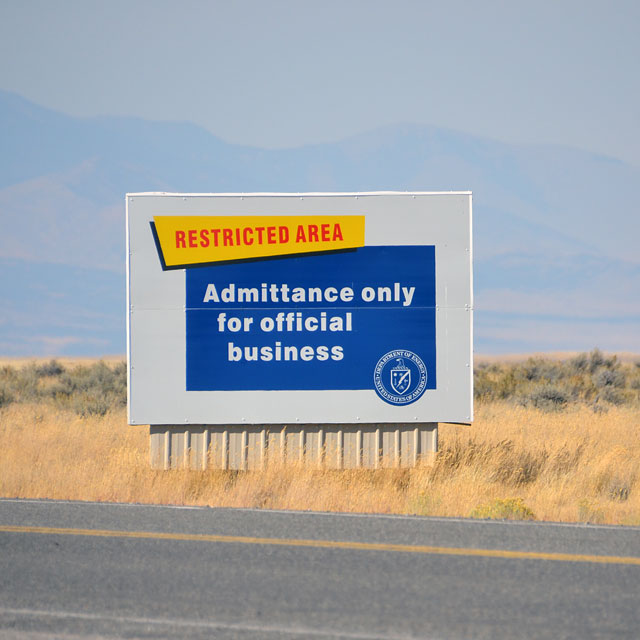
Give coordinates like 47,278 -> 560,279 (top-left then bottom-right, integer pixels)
126,192 -> 472,469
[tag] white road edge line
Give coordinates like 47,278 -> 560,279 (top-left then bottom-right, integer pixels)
1,497 -> 639,531
0,607 -> 427,640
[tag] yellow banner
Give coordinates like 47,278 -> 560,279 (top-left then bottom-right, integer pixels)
153,215 -> 365,267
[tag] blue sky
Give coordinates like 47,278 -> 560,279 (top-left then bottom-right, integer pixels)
1,0 -> 639,167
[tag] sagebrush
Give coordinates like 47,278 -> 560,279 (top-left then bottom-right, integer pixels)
1,349 -> 638,416
0,360 -> 126,416
474,349 -> 640,410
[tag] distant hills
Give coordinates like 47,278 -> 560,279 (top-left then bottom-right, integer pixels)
1,89 -> 638,355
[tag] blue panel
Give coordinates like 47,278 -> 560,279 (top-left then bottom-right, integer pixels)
186,246 -> 436,400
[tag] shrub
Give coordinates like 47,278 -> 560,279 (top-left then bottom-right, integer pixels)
520,385 -> 569,411
606,479 -> 632,501
0,361 -> 127,414
567,352 -> 589,374
518,357 -> 562,383
70,391 -> 113,417
587,347 -> 619,373
0,384 -> 14,408
597,387 -> 626,406
592,368 -> 626,389
11,364 -> 41,402
36,359 -> 65,378
49,361 -> 127,415
473,350 -> 640,408
473,368 -> 495,401
470,497 -> 535,521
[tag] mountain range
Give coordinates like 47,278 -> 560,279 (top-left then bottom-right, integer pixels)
1,89 -> 638,355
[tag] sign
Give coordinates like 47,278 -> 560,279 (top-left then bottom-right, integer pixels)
127,192 -> 472,425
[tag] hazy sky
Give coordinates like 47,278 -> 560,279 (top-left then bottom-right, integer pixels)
1,0 -> 639,167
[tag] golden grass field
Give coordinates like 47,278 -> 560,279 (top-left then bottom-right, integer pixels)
1,381 -> 638,525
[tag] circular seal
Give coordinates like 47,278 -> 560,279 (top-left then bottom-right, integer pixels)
373,350 -> 428,405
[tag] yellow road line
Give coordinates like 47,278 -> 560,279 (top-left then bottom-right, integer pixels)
2,524 -> 639,566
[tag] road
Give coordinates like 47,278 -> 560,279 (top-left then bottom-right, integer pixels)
1,498 -> 639,639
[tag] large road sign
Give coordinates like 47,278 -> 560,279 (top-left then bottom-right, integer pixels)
126,192 -> 472,425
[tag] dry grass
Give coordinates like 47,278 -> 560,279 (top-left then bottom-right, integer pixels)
1,401 -> 638,525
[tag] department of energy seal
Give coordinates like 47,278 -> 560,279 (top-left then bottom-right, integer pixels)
373,350 -> 428,405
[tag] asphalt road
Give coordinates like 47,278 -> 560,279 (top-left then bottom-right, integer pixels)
1,499 -> 639,639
